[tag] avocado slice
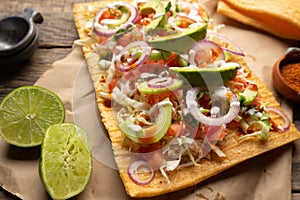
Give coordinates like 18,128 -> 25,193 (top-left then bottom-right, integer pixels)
169,65 -> 239,87
239,85 -> 258,106
102,6 -> 130,28
147,24 -> 207,54
137,78 -> 183,94
118,98 -> 172,144
139,0 -> 166,29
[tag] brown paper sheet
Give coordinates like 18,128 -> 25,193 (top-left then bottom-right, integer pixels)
0,0 -> 299,199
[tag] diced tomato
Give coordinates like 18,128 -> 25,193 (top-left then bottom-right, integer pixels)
166,122 -> 185,136
97,36 -> 108,45
140,18 -> 151,26
247,83 -> 258,91
165,53 -> 181,67
136,142 -> 161,153
227,120 -> 240,129
108,78 -> 118,93
144,59 -> 165,65
228,76 -> 249,91
249,93 -> 262,109
99,10 -> 116,21
177,16 -> 195,29
184,6 -> 190,15
147,13 -> 155,20
145,90 -> 182,106
137,13 -> 155,26
187,123 -> 226,141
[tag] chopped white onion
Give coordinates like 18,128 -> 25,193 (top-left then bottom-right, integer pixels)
147,77 -> 174,88
186,88 -> 240,126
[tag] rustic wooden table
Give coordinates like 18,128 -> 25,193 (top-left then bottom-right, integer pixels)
0,0 -> 300,199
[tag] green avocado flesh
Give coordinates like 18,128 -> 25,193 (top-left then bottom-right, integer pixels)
137,78 -> 183,94
169,65 -> 239,87
118,98 -> 172,144
147,24 -> 207,54
239,86 -> 258,106
139,0 -> 166,29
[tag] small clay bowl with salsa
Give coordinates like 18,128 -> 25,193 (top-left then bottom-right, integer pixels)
272,48 -> 300,103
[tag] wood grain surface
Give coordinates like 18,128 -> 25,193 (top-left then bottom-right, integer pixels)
0,0 -> 300,199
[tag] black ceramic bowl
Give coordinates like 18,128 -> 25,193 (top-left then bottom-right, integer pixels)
0,8 -> 43,65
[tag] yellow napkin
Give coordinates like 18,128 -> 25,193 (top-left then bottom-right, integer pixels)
217,0 -> 300,40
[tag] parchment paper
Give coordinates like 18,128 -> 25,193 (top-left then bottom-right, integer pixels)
0,0 -> 299,199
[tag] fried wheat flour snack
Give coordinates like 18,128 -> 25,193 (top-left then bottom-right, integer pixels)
73,0 -> 300,197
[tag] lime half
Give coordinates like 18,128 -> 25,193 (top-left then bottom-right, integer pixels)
0,86 -> 65,147
39,123 -> 92,199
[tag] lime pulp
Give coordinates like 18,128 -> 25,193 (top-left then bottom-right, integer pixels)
39,123 -> 92,200
0,86 -> 65,147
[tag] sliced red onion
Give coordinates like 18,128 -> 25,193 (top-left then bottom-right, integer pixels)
265,107 -> 290,132
186,88 -> 240,126
114,41 -> 151,72
93,2 -> 138,37
147,77 -> 174,88
127,160 -> 154,185
188,39 -> 225,66
206,31 -> 245,56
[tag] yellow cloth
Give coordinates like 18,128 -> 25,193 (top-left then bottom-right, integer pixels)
217,0 -> 300,40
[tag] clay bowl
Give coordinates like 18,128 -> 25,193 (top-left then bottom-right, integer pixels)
272,48 -> 300,103
0,8 -> 43,65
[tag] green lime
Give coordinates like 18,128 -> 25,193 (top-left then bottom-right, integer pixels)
0,86 -> 65,147
39,123 -> 92,200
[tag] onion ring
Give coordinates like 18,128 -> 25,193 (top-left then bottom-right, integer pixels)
265,107 -> 290,132
127,160 -> 155,185
93,2 -> 138,37
188,39 -> 225,67
206,31 -> 245,56
114,41 -> 151,72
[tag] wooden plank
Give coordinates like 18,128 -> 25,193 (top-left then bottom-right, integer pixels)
292,132 -> 300,191
292,106 -> 300,191
292,193 -> 300,200
0,48 -> 72,99
0,0 -> 95,47
293,162 -> 300,192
